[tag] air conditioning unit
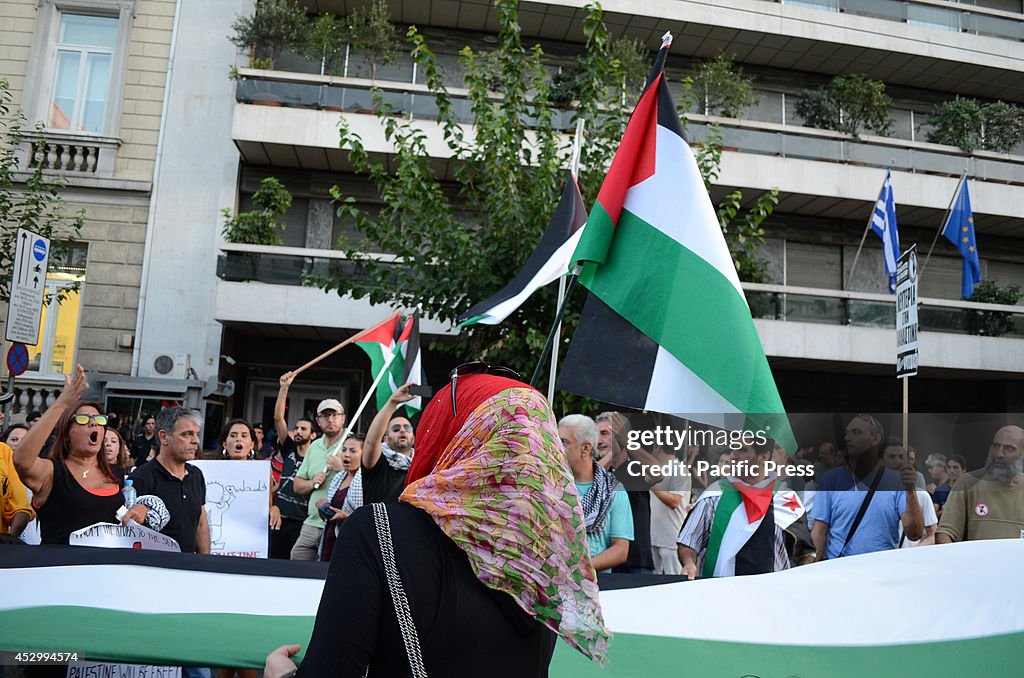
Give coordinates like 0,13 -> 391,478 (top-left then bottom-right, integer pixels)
153,353 -> 189,379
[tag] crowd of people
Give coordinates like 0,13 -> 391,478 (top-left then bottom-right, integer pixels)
1,363 -> 1022,676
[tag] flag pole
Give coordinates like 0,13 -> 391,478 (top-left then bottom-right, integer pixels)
845,170 -> 890,291
530,266 -> 581,388
313,347 -> 399,488
293,310 -> 401,376
920,173 -> 965,279
547,117 -> 587,403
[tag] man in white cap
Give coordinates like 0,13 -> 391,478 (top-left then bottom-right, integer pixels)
289,398 -> 346,560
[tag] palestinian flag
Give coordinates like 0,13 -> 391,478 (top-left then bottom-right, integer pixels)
353,310 -> 401,400
556,37 -> 795,450
685,477 -> 804,578
4,540 -> 1021,675
457,178 -> 587,327
355,311 -> 424,416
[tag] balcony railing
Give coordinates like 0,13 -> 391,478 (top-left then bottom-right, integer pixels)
235,70 -> 1024,185
744,281 -> 1024,337
217,244 -> 1024,338
777,0 -> 1024,42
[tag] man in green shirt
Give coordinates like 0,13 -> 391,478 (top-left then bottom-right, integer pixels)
290,398 -> 346,560
937,425 -> 1024,543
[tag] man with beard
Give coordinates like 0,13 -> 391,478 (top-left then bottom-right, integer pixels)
268,371 -> 317,559
936,426 -> 1024,543
811,415 -> 923,560
290,398 -> 346,560
560,414 -> 632,572
360,384 -> 416,504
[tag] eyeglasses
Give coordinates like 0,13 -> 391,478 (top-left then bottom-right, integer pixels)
73,414 -> 108,426
449,361 -> 521,417
390,423 -> 413,432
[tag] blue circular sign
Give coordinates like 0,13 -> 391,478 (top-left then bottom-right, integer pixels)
32,239 -> 47,261
7,343 -> 29,376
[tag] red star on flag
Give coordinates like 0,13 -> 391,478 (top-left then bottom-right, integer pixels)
781,492 -> 801,513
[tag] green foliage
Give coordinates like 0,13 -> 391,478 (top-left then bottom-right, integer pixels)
347,0 -> 402,79
925,97 -> 983,152
549,36 -> 647,110
221,177 -> 292,246
690,53 -> 759,118
229,0 -> 306,69
927,98 -> 1024,154
0,79 -> 85,304
796,74 -> 894,138
297,14 -> 349,76
965,280 -> 1024,337
319,2 -> 778,413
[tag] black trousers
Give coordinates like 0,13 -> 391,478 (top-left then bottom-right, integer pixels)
269,517 -> 304,560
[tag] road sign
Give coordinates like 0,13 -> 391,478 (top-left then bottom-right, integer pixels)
5,228 -> 50,345
896,245 -> 919,378
6,343 -> 29,376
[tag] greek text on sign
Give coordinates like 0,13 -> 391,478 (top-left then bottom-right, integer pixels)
5,228 -> 50,345
896,245 -> 919,378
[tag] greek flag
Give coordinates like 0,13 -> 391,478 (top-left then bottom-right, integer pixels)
870,170 -> 901,293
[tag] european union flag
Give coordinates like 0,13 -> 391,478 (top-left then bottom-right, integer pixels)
870,170 -> 900,293
941,177 -> 982,299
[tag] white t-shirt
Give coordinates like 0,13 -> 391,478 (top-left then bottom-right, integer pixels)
649,471 -> 691,549
899,489 -> 938,548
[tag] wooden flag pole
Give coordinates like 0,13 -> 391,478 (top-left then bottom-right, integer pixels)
920,173 -> 965,279
293,310 -> 401,376
845,171 -> 890,291
314,347 -> 399,488
902,377 -> 909,461
547,117 -> 588,403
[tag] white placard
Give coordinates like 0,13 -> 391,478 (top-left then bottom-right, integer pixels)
190,459 -> 270,558
69,521 -> 181,552
67,662 -> 181,677
896,245 -> 919,378
5,227 -> 50,344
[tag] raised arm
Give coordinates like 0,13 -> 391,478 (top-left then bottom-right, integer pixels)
274,371 -> 295,446
362,383 -> 414,471
14,365 -> 88,502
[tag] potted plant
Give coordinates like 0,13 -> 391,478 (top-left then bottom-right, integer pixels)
965,280 -> 1024,337
925,97 -> 984,152
222,177 -> 293,247
795,74 -> 894,138
690,53 -> 759,119
346,0 -> 401,81
297,13 -> 349,77
229,0 -> 306,70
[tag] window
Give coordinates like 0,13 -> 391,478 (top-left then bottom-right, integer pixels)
49,14 -> 118,133
23,1 -> 134,140
26,273 -> 85,375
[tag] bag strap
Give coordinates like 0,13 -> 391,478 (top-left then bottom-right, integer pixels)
839,467 -> 884,557
371,503 -> 428,678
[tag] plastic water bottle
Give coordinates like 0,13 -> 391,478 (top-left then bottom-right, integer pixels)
122,479 -> 137,508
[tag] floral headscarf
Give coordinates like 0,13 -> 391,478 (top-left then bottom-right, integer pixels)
400,375 -> 609,661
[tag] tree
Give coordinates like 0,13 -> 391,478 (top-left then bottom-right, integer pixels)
229,0 -> 306,70
346,0 -> 402,80
221,177 -> 292,245
796,74 -> 894,138
0,78 -> 84,304
317,2 -> 778,412
690,53 -> 759,118
296,14 -> 350,76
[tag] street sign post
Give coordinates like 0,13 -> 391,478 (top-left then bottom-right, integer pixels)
5,228 -> 50,345
896,245 -> 919,379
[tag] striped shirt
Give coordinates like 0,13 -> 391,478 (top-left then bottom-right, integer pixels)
676,494 -> 792,574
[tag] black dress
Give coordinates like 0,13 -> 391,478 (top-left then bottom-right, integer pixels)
36,459 -> 124,545
297,502 -> 557,677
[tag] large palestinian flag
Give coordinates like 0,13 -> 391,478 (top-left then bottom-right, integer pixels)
355,310 -> 424,415
457,178 -> 587,327
2,540 -> 1020,675
557,40 -> 794,449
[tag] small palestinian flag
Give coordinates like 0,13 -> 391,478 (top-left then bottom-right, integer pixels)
355,311 -> 424,416
457,178 -> 587,327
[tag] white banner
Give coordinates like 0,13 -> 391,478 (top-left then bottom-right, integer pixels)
190,459 -> 270,558
67,662 -> 181,677
69,522 -> 181,552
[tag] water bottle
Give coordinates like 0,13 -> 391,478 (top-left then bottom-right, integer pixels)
122,479 -> 137,508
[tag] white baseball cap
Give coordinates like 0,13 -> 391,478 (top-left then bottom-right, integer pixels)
316,398 -> 344,415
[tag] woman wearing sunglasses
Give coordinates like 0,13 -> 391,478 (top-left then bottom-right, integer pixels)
265,369 -> 608,677
13,365 -> 160,544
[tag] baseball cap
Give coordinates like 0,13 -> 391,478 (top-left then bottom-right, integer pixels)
317,399 -> 344,415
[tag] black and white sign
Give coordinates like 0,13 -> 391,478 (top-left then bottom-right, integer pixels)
896,245 -> 918,378
5,228 -> 50,344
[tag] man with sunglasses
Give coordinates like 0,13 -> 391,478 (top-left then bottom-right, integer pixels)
290,398 -> 346,560
360,384 -> 417,506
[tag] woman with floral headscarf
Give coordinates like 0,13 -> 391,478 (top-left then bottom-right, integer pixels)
265,372 -> 608,677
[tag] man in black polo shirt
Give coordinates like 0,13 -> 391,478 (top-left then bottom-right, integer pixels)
361,384 -> 416,504
130,407 -> 210,554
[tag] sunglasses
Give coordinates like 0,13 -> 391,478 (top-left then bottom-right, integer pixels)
448,361 -> 521,417
73,414 -> 108,426
390,423 -> 413,432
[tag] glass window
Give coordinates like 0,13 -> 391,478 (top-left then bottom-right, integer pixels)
26,272 -> 85,375
48,13 -> 117,133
